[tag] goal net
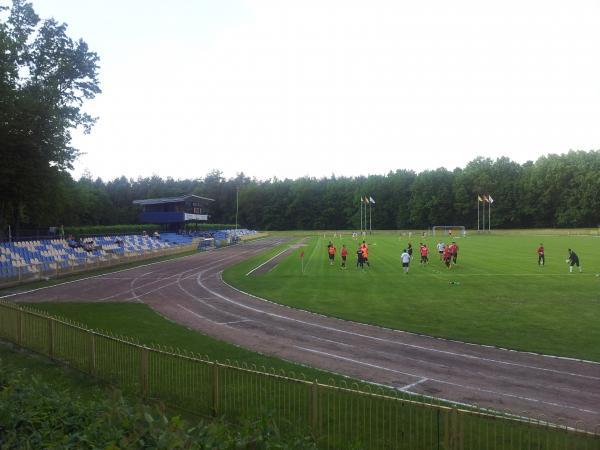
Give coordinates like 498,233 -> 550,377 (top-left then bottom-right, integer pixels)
432,226 -> 466,237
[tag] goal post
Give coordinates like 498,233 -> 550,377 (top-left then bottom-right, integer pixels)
432,226 -> 466,237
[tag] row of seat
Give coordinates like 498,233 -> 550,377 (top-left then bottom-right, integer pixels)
0,229 -> 257,280
0,235 -> 174,279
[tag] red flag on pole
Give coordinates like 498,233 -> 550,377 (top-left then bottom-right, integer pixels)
300,251 -> 304,258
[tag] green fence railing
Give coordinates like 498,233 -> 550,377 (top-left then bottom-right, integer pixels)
0,301 -> 598,449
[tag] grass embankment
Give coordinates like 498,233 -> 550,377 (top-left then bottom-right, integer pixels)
24,302 -> 352,385
223,232 -> 600,361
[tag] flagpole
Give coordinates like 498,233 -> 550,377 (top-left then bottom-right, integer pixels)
369,199 -> 372,235
477,197 -> 480,232
363,197 -> 367,237
482,198 -> 486,232
489,197 -> 491,233
360,197 -> 363,235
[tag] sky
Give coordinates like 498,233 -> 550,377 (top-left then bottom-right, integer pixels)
23,0 -> 600,181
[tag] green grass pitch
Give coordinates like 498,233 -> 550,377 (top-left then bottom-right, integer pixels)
223,232 -> 600,361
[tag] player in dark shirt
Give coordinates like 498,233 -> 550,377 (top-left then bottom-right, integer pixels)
356,247 -> 364,269
567,249 -> 582,273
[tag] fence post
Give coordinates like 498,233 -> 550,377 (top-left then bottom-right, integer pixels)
16,308 -> 22,346
444,408 -> 463,450
47,318 -> 54,359
310,379 -> 320,438
140,346 -> 149,398
89,332 -> 96,376
212,361 -> 220,416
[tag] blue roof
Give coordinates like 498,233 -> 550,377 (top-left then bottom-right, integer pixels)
133,194 -> 214,206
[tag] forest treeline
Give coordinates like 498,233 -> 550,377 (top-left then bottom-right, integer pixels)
2,3 -> 599,234
3,150 -> 600,233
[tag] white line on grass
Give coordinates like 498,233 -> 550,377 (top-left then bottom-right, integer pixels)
302,236 -> 321,274
245,248 -> 289,276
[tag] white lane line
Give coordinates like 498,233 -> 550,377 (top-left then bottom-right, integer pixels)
198,274 -> 600,382
178,304 -> 251,326
175,267 -> 250,323
0,250 -> 206,300
308,335 -> 354,348
294,346 -> 600,415
128,275 -> 144,304
177,304 -> 215,323
351,344 -> 600,400
98,255 -> 238,301
245,248 -> 289,276
400,378 -> 429,392
217,319 -> 253,325
0,239 -> 275,302
108,252 -> 248,302
223,272 -> 600,367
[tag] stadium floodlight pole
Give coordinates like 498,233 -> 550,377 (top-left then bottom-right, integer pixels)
235,186 -> 239,235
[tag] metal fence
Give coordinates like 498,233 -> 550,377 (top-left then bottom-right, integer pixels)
0,301 -> 598,449
0,243 -> 197,288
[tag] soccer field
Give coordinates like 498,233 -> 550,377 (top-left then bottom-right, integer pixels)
223,232 -> 600,361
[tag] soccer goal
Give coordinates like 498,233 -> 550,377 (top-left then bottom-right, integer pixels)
432,226 -> 466,237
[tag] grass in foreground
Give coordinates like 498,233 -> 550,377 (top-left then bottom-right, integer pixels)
223,232 -> 600,361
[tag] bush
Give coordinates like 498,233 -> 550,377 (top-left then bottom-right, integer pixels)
0,360 -> 316,449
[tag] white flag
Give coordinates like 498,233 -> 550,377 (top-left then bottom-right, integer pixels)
369,196 -> 375,204
488,195 -> 494,204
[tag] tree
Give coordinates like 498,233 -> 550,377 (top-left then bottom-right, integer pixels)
0,0 -> 100,234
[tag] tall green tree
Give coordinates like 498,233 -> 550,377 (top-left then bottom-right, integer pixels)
0,0 -> 100,234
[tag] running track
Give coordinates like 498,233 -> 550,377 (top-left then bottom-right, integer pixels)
6,237 -> 600,427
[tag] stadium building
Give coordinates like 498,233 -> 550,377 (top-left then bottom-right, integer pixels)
133,194 -> 215,232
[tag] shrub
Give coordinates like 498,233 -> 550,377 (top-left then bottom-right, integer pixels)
0,360 -> 316,449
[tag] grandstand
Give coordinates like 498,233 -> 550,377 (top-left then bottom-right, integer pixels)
0,229 -> 257,283
0,234 -> 174,282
